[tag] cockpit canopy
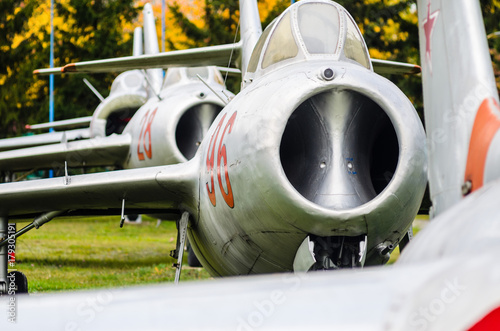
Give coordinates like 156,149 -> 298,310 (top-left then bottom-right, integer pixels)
245,1 -> 371,83
162,66 -> 225,89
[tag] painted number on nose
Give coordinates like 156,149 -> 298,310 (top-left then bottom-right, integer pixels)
137,108 -> 158,161
206,111 -> 237,208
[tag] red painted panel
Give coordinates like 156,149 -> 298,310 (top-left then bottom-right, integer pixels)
464,98 -> 500,193
468,306 -> 500,331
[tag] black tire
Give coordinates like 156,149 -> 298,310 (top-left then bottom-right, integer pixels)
187,244 -> 202,267
126,214 -> 140,222
8,271 -> 28,294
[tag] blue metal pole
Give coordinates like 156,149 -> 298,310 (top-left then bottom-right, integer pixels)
49,0 -> 54,129
49,0 -> 54,178
161,0 -> 165,53
291,0 -> 296,4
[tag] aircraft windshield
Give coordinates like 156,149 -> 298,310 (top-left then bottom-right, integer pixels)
186,67 -> 209,80
245,2 -> 372,80
297,3 -> 340,55
163,68 -> 182,88
262,13 -> 298,69
344,16 -> 371,69
247,21 -> 275,73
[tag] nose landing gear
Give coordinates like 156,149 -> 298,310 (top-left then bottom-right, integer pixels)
293,235 -> 368,272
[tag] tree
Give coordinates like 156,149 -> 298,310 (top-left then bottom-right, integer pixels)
50,0 -> 139,121
0,0 -> 40,137
2,0 -> 499,138
0,0 -> 140,138
481,0 -> 500,92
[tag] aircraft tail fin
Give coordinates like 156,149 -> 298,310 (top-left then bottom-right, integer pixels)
417,0 -> 500,216
33,2 -> 249,76
239,0 -> 262,76
142,3 -> 163,96
133,27 -> 143,56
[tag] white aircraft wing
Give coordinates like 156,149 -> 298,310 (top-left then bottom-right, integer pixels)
26,116 -> 93,130
0,161 -> 197,218
32,66 -> 65,75
34,43 -> 243,75
1,252 -> 499,330
0,134 -> 131,172
371,59 -> 421,75
0,128 -> 90,152
33,43 -> 419,76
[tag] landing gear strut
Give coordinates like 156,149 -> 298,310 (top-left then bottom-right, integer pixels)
309,235 -> 367,270
170,212 -> 189,284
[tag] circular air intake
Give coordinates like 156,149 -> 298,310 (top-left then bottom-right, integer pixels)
106,107 -> 137,135
280,89 -> 399,210
176,103 -> 222,160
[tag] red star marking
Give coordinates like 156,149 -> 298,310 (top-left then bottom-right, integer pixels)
422,0 -> 440,74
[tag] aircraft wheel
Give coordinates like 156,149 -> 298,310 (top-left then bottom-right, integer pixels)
187,244 -> 202,267
8,271 -> 28,294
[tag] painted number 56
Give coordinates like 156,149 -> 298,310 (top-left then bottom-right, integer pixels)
206,111 -> 237,208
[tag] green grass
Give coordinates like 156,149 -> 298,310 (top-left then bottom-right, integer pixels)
387,214 -> 429,264
10,215 -> 429,292
10,216 -> 212,293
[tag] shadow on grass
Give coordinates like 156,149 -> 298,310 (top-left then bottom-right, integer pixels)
17,255 -> 178,269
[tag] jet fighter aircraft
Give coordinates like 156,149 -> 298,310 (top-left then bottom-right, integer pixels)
0,0 -> 426,286
0,3 -> 232,178
2,0 -> 500,330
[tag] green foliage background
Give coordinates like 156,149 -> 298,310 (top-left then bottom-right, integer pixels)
0,0 -> 138,138
1,0 -> 499,138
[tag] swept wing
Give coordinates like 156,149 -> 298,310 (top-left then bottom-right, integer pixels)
36,43 -> 243,75
0,160 -> 197,218
0,134 -> 131,172
34,45 -> 420,76
0,129 -> 90,152
371,59 -> 421,75
25,116 -> 92,131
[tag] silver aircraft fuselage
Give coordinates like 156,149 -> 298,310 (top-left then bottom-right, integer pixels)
186,58 -> 426,275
